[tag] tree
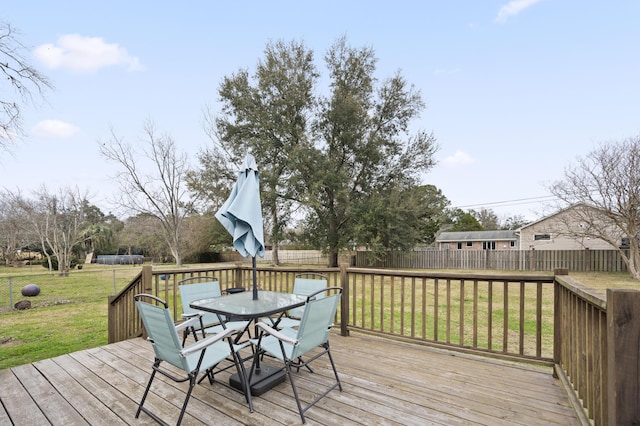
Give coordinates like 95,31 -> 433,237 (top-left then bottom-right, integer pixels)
352,184 -> 449,255
501,214 -> 530,230
549,135 -> 640,279
444,208 -> 483,232
0,189 -> 28,265
12,186 -> 95,275
302,37 -> 438,266
99,122 -> 195,266
117,213 -> 169,262
0,22 -> 53,151
474,208 -> 500,230
193,37 -> 437,267
193,39 -> 318,265
415,185 -> 451,245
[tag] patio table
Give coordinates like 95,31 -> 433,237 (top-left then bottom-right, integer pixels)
190,290 -> 307,396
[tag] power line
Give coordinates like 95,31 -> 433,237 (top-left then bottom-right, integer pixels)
455,195 -> 558,210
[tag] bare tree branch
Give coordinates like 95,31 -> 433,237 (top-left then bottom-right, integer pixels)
98,121 -> 196,266
0,22 -> 53,150
549,135 -> 640,278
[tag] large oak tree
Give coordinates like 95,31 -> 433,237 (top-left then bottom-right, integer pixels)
193,37 -> 438,267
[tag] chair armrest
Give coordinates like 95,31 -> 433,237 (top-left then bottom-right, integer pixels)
181,327 -> 236,356
175,315 -> 202,332
256,322 -> 299,346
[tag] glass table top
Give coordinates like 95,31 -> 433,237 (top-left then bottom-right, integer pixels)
189,290 -> 307,320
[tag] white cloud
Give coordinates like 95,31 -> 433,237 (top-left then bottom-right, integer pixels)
33,34 -> 143,73
31,119 -> 80,138
495,0 -> 542,24
442,149 -> 475,167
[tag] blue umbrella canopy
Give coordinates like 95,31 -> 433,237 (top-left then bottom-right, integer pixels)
215,154 -> 265,258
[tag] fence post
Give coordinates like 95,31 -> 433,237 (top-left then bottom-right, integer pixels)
8,277 -> 13,309
530,248 -> 536,271
607,289 -> 640,425
339,263 -> 350,337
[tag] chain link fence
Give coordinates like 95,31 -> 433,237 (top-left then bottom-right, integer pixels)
0,267 -> 140,312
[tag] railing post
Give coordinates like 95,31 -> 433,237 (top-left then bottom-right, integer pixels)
235,264 -> 243,289
142,265 -> 153,293
339,263 -> 349,337
107,295 -> 116,343
607,288 -> 640,425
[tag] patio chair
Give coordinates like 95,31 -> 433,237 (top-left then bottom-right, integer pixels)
251,287 -> 343,424
178,277 -> 250,344
134,293 -> 253,425
272,273 -> 328,329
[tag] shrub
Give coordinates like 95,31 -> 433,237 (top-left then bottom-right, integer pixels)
41,256 -> 79,270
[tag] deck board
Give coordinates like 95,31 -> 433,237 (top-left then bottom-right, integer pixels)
0,332 -> 581,425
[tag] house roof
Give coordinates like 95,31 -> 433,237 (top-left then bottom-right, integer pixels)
436,230 -> 517,242
516,203 -> 593,231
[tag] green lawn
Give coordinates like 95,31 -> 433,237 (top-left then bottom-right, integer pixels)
0,264 -> 140,370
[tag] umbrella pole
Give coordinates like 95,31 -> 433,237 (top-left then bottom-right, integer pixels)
252,256 -> 258,300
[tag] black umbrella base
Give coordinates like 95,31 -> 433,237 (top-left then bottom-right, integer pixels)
230,364 -> 286,396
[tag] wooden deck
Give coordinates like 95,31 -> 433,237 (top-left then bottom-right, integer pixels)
0,332 -> 581,425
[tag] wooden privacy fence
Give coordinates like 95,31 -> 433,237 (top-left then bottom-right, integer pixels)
108,264 -> 640,424
357,248 -> 630,272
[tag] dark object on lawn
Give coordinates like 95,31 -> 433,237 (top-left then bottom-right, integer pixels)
15,300 -> 31,310
21,284 -> 41,297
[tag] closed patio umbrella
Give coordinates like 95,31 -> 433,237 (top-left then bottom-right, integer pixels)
216,154 -> 265,300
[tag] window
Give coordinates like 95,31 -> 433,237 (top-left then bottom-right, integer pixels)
482,241 -> 496,250
466,242 -> 473,247
534,234 -> 551,241
457,242 -> 462,250
510,241 -> 516,247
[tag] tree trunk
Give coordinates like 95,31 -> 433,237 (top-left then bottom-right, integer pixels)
272,243 -> 280,266
328,251 -> 339,267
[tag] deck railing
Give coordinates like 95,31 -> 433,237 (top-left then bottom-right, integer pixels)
553,274 -> 640,425
107,264 -> 342,343
108,263 -> 640,424
344,267 -> 556,364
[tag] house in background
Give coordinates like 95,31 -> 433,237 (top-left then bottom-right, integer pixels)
436,205 -> 622,251
436,230 -> 518,250
516,206 -> 617,250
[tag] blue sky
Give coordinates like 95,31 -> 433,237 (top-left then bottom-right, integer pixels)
1,1 -> 639,221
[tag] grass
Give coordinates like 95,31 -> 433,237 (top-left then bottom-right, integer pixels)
351,274 -> 556,356
1,264 -> 639,371
0,264 -> 141,370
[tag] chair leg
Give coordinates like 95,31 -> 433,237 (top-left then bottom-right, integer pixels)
135,367 -> 158,419
325,342 -> 343,392
136,358 -> 162,419
176,374 -> 197,426
231,347 -> 254,412
285,361 -> 307,424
